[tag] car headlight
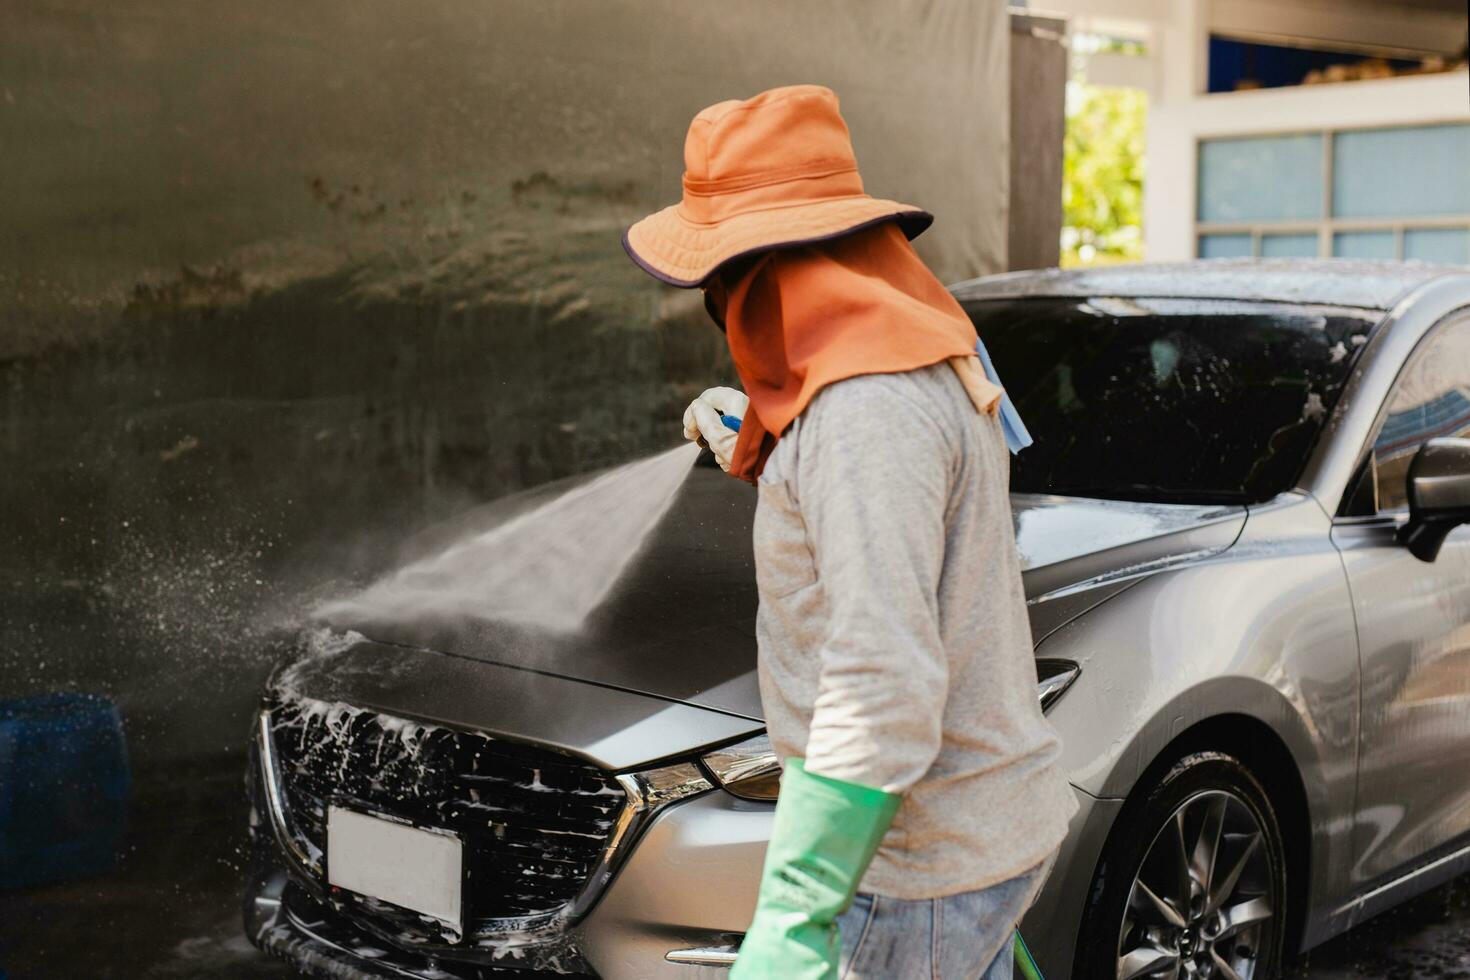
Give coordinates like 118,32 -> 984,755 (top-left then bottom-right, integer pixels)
701,733 -> 781,801
619,762 -> 714,809
1036,659 -> 1080,712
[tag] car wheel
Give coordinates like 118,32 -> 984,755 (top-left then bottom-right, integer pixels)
1075,751 -> 1287,980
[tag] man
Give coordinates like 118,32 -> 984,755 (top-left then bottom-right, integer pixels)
622,84 -> 1075,980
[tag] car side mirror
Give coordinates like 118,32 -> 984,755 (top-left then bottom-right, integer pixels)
1399,437 -> 1470,562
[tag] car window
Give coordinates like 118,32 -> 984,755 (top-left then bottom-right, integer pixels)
964,297 -> 1376,504
1373,317 -> 1470,513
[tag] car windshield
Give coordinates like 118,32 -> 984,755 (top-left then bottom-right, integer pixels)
965,296 -> 1381,504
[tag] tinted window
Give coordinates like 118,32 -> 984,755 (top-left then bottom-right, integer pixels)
1373,318 -> 1470,512
965,297 -> 1378,504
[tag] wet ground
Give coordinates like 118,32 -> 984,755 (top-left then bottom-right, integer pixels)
1283,877 -> 1470,979
3,760 -> 1470,980
0,759 -> 299,980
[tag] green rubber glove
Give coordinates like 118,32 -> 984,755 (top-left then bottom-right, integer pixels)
731,758 -> 901,980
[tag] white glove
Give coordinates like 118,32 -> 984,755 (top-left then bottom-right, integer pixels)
682,386 -> 749,473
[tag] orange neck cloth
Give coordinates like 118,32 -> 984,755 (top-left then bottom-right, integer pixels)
709,222 -> 998,483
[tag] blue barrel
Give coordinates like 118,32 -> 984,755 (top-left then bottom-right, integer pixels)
0,693 -> 130,889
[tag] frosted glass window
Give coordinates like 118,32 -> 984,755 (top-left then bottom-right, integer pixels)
1199,234 -> 1253,258
1333,124 -> 1470,219
1333,231 -> 1395,259
1260,233 -> 1319,258
1404,228 -> 1469,265
1198,134 -> 1323,223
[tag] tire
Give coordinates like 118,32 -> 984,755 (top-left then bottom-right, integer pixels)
1074,751 -> 1288,980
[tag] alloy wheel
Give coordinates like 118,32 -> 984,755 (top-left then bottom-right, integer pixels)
1116,789 -> 1275,980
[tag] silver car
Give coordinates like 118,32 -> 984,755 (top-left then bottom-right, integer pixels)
245,259 -> 1470,980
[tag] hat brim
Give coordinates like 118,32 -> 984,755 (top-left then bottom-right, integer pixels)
623,196 -> 934,288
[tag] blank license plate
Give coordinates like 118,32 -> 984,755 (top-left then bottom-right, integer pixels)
327,806 -> 463,928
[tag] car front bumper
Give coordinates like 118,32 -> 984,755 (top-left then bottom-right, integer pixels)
247,737 -> 1115,979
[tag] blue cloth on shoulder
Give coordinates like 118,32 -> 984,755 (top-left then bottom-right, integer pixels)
975,336 -> 1032,455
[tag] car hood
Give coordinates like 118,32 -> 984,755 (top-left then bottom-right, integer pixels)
317,460 -> 1245,724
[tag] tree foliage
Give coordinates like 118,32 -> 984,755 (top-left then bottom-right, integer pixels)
1062,83 -> 1146,266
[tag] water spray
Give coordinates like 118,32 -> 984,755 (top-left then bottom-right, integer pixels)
316,442 -> 702,635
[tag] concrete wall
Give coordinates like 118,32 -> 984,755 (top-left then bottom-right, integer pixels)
1008,12 -> 1069,270
0,1 -> 1014,769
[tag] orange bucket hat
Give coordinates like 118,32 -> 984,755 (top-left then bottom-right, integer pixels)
622,84 -> 932,287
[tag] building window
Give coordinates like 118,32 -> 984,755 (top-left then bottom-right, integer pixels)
1195,123 -> 1470,264
1197,133 -> 1324,223
1333,125 -> 1470,219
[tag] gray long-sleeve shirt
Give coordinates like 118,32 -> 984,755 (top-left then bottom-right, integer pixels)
753,362 -> 1077,898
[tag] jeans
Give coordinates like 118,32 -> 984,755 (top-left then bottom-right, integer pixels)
835,855 -> 1053,980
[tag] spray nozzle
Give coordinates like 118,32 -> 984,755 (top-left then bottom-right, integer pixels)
721,415 -> 742,433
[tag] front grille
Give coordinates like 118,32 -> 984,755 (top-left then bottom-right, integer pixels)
266,698 -> 626,938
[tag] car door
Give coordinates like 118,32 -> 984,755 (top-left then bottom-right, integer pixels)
1332,313 -> 1470,889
